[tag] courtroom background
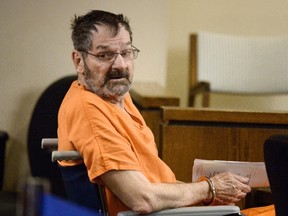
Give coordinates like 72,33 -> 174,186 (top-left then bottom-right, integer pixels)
1,0 -> 288,192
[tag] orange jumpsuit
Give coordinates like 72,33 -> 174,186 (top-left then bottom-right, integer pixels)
58,81 -> 176,216
242,205 -> 275,216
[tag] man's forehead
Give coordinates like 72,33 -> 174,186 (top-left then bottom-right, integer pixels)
91,26 -> 131,49
92,24 -> 128,37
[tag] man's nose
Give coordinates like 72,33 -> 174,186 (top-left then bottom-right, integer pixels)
112,54 -> 128,69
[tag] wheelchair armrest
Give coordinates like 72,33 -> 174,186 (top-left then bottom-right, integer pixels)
51,151 -> 82,162
41,138 -> 58,150
117,205 -> 241,216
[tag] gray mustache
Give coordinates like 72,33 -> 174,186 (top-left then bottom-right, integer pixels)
106,70 -> 129,80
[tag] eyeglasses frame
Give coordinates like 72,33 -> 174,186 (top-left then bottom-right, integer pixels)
79,45 -> 140,63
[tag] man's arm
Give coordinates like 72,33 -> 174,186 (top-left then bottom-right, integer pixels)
101,170 -> 250,214
101,170 -> 209,214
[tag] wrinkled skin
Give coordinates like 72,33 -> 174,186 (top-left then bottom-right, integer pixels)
211,172 -> 251,205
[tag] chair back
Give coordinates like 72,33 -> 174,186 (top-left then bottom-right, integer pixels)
189,32 -> 288,109
264,134 -> 288,216
28,75 -> 77,198
58,164 -> 106,214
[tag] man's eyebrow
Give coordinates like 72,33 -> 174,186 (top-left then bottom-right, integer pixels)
95,42 -> 132,51
95,45 -> 109,50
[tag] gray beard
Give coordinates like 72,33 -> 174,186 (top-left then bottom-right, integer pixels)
83,63 -> 132,101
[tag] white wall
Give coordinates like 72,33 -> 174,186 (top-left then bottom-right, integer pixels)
2,0 -> 288,191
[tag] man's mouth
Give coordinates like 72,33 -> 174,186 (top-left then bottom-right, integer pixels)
109,77 -> 127,82
106,70 -> 130,82
110,76 -> 123,79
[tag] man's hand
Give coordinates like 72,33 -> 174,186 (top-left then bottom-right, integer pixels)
211,172 -> 251,205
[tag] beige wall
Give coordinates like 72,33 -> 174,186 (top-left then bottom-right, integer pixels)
1,0 -> 288,191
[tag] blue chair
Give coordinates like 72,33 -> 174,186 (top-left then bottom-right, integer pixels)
59,164 -> 104,213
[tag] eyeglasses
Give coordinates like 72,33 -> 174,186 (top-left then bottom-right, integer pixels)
79,45 -> 140,63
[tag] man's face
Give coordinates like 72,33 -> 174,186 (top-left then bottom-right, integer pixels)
82,25 -> 134,102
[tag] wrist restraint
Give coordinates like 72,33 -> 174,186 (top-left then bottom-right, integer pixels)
198,176 -> 216,205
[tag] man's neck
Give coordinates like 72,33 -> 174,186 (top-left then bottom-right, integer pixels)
77,76 -> 126,109
108,96 -> 125,109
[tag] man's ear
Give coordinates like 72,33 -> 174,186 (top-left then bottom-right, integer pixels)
72,50 -> 84,74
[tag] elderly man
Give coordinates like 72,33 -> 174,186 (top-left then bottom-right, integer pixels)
58,10 -> 253,216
